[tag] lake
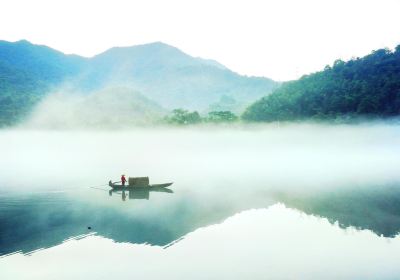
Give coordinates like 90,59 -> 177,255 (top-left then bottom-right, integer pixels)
1,123 -> 400,279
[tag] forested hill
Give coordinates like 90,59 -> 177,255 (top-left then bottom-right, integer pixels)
243,45 -> 400,122
0,40 -> 86,125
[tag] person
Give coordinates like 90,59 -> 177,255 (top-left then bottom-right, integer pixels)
121,174 -> 127,186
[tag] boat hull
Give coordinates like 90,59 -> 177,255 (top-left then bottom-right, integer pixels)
110,182 -> 173,191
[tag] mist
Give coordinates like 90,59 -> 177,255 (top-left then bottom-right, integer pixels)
1,123 -> 399,195
20,86 -> 166,129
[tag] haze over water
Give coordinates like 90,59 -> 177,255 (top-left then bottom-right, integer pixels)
1,123 -> 400,279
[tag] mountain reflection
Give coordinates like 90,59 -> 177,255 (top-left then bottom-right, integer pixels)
275,184 -> 400,237
0,188 -> 274,256
1,183 -> 400,256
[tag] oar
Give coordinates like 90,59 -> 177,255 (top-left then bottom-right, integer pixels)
85,183 -> 110,189
89,186 -> 110,191
88,180 -> 119,190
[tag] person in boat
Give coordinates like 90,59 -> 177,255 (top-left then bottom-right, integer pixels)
121,174 -> 127,186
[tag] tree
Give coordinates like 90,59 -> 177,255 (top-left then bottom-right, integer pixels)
206,111 -> 238,123
165,109 -> 201,125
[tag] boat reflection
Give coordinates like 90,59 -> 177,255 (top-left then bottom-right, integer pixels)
108,187 -> 173,201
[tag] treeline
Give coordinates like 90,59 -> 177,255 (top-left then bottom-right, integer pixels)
164,109 -> 238,125
243,45 -> 400,121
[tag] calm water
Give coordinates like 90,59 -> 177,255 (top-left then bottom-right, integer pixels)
1,124 -> 400,279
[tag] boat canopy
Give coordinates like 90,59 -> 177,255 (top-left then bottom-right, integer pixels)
128,177 -> 149,186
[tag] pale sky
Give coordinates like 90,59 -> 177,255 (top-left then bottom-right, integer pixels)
1,0 -> 399,81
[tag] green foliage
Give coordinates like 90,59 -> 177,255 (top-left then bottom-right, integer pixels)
165,109 -> 202,125
206,111 -> 238,123
0,92 -> 43,126
243,45 -> 400,122
164,109 -> 239,125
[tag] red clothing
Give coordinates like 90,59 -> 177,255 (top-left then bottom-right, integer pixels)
121,176 -> 127,186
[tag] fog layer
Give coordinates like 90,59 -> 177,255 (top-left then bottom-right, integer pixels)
21,87 -> 165,129
1,123 -> 399,193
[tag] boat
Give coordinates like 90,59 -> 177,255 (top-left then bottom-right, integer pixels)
108,177 -> 173,191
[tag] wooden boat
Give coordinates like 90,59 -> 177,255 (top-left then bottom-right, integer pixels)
109,182 -> 173,191
108,177 -> 173,191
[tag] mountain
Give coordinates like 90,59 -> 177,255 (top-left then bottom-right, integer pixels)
242,45 -> 400,122
0,40 -> 86,83
0,40 -> 278,126
0,40 -> 87,125
76,41 -> 277,110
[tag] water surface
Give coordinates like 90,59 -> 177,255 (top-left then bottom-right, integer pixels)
1,124 -> 400,279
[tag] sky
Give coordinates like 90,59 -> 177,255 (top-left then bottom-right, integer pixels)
0,0 -> 399,81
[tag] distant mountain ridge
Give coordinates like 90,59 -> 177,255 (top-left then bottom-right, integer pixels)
0,40 -> 278,126
77,41 -> 278,110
